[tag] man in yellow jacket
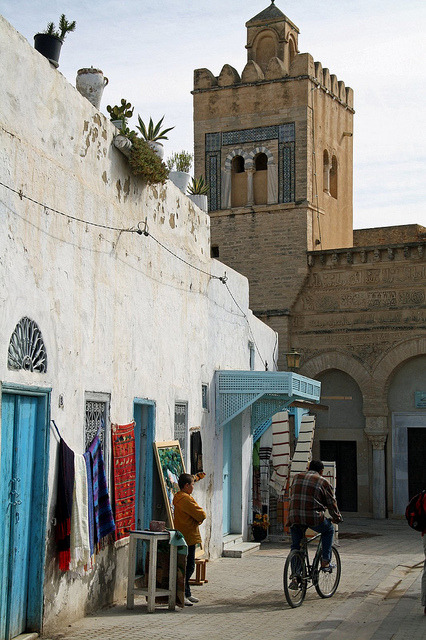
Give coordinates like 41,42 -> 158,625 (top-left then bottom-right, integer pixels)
173,473 -> 206,606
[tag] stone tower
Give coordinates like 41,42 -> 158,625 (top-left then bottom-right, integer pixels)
193,1 -> 354,366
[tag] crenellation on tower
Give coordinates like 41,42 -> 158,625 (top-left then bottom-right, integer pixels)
193,1 -> 354,326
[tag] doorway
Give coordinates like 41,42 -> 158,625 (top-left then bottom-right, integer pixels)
133,399 -> 155,532
320,440 -> 358,511
407,428 -> 426,499
0,385 -> 50,640
392,413 -> 426,514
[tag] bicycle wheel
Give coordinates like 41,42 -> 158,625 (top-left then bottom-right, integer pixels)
313,545 -> 341,598
283,550 -> 307,608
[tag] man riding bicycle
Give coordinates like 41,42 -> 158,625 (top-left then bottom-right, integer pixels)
288,460 -> 342,570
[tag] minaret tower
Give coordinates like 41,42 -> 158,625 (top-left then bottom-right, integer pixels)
192,2 -> 354,364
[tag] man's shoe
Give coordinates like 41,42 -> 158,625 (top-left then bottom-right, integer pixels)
184,598 -> 193,606
188,596 -> 199,603
289,578 -> 299,591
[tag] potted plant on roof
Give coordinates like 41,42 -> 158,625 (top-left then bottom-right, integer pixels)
135,115 -> 174,160
129,138 -> 169,184
187,176 -> 209,212
251,513 -> 269,542
166,151 -> 193,193
106,99 -> 134,131
34,14 -> 76,68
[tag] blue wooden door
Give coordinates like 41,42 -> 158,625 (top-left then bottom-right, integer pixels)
134,400 -> 155,532
0,391 -> 48,640
222,423 -> 232,535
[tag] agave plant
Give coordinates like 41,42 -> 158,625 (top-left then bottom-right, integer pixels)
187,176 -> 209,195
136,115 -> 174,142
44,14 -> 76,40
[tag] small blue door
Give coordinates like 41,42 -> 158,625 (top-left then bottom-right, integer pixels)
222,423 -> 232,535
134,400 -> 155,531
0,390 -> 49,639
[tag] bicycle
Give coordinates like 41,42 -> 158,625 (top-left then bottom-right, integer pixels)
283,530 -> 341,608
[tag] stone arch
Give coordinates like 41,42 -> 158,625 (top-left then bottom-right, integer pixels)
224,148 -> 252,172
247,146 -> 274,166
301,350 -> 372,399
373,337 -> 426,400
228,150 -> 249,208
288,35 -> 297,65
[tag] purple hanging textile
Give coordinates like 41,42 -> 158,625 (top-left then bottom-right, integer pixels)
88,432 -> 115,542
83,450 -> 95,556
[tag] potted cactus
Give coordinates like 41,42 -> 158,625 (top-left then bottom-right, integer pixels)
34,14 -> 76,68
135,115 -> 174,159
106,99 -> 134,131
166,151 -> 193,193
187,176 -> 209,212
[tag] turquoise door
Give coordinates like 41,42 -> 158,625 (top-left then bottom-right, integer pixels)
134,400 -> 155,531
222,422 -> 232,535
0,389 -> 50,640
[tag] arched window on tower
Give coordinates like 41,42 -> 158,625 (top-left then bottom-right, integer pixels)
289,37 -> 297,66
231,155 -> 247,207
253,152 -> 268,205
323,150 -> 330,194
330,155 -> 338,199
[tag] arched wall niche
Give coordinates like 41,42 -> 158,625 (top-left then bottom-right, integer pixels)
253,29 -> 279,73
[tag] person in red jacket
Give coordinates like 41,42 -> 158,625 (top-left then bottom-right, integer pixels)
173,473 -> 206,606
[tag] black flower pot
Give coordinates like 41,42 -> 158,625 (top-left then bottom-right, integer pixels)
34,33 -> 63,68
252,527 -> 267,542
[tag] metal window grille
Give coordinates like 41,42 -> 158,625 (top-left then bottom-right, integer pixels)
174,403 -> 188,466
202,384 -> 209,411
85,397 -> 109,456
7,316 -> 47,372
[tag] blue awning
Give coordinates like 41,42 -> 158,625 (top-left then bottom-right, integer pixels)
215,370 -> 321,436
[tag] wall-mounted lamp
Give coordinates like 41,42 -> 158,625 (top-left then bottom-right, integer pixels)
284,349 -> 301,371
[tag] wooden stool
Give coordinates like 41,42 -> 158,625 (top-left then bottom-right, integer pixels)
189,558 -> 208,585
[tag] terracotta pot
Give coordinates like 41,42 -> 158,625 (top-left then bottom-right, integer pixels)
76,67 -> 109,109
34,33 -> 63,68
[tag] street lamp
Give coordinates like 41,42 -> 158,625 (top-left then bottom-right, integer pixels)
284,349 -> 301,371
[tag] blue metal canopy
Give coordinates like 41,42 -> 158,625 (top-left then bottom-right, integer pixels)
215,370 -> 321,436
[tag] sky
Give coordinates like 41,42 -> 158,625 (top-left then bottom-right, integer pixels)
1,0 -> 425,230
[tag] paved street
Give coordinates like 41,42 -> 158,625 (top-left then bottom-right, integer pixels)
44,517 -> 425,640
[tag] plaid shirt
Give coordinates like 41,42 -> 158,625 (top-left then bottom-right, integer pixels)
288,471 -> 342,527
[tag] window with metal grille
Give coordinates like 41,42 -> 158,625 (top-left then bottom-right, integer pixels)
174,402 -> 188,467
85,392 -> 110,471
202,384 -> 209,411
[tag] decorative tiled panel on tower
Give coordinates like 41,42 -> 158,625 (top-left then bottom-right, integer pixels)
205,123 -> 295,211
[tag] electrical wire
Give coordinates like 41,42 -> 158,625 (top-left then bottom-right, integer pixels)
0,178 -> 266,365
0,180 -> 141,234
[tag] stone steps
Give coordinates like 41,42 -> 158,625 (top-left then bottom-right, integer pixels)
222,534 -> 260,558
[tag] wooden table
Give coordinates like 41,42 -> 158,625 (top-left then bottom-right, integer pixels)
127,530 -> 177,613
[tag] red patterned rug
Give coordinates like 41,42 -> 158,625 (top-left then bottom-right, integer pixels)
112,422 -> 136,540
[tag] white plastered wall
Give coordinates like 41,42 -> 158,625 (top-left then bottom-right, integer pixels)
0,14 -> 277,632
